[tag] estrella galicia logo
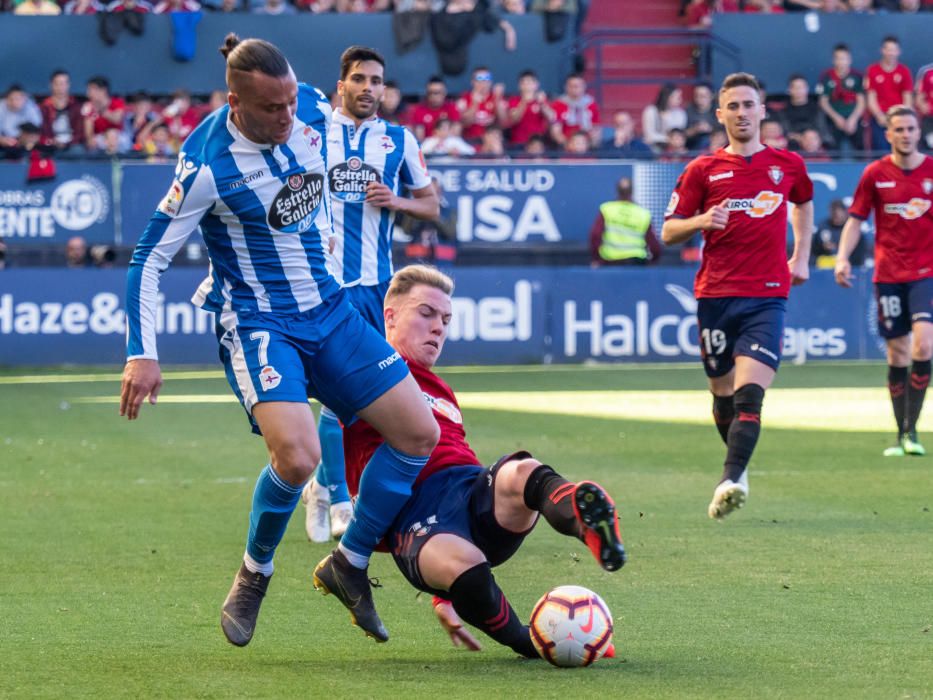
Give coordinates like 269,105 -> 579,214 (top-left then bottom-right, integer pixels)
329,158 -> 381,203
267,172 -> 324,232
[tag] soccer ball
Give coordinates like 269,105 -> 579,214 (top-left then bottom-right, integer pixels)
529,585 -> 613,667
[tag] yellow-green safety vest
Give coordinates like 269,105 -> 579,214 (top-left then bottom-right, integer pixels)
598,200 -> 651,261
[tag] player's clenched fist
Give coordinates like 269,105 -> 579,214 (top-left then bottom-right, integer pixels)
834,259 -> 853,288
702,203 -> 729,231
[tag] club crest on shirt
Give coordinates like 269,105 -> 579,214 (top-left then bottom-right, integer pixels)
379,135 -> 396,154
302,126 -> 322,151
259,365 -> 281,391
923,179 -> 933,195
768,166 -> 784,185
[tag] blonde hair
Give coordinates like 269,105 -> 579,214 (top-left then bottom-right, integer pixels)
385,265 -> 454,304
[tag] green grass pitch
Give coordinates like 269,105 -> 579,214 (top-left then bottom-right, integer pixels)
2,362 -> 932,698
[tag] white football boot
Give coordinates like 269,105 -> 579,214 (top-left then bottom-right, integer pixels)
708,470 -> 749,520
302,478 -> 331,543
329,501 -> 354,539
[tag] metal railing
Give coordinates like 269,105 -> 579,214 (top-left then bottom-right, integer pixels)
575,27 -> 742,106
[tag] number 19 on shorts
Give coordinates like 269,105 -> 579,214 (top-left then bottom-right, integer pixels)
701,328 -> 727,356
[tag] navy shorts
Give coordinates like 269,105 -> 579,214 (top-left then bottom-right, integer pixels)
696,297 -> 786,377
390,452 -> 536,598
215,287 -> 409,434
345,280 -> 390,336
874,278 -> 933,339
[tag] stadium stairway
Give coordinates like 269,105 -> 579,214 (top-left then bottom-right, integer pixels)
580,0 -> 697,119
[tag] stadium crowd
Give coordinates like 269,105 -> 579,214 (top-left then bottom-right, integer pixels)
683,0 -> 933,26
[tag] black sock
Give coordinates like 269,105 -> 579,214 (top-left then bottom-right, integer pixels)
522,465 -> 580,539
448,563 -> 537,658
712,394 -> 735,445
888,365 -> 909,437
906,360 -> 931,435
722,384 -> 764,483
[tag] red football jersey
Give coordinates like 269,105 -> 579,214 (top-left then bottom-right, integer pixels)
343,358 -> 481,498
865,63 -> 913,114
848,154 -> 933,284
456,92 -> 500,141
408,102 -> 462,138
916,64 -> 933,117
665,146 -> 814,298
506,95 -> 550,145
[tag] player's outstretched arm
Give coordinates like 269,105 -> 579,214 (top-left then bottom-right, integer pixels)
119,358 -> 163,420
789,199 -> 813,286
833,216 -> 864,288
432,597 -> 482,651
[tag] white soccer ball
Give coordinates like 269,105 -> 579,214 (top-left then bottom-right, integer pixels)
529,585 -> 614,667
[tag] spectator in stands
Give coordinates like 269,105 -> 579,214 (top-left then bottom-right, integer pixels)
421,118 -> 475,156
379,81 -> 407,125
14,0 -> 61,13
207,90 -> 227,113
742,0 -> 783,11
684,82 -> 716,150
477,126 -> 506,156
158,90 -> 203,143
101,127 -> 125,156
529,0 -> 577,43
39,70 -> 83,152
812,199 -> 864,268
760,119 -> 788,149
589,176 -> 660,267
154,0 -> 200,10
865,36 -> 913,150
797,128 -> 830,160
0,240 -> 7,271
563,130 -> 591,156
662,128 -> 690,160
90,245 -> 117,268
550,73 -> 600,148
410,77 -> 462,141
501,0 -> 526,12
641,82 -> 687,152
523,134 -> 547,155
253,0 -> 297,12
898,0 -> 921,12
915,62 -> 933,149
141,123 -> 177,159
335,0 -> 391,10
105,0 -> 154,11
81,76 -> 126,152
504,69 -> 555,147
684,0 -> 716,29
847,0 -> 872,11
66,236 -> 90,268
707,128 -> 727,152
456,67 -> 506,143
2,122 -> 41,161
816,43 -> 865,155
123,92 -> 159,151
0,85 -> 42,149
600,110 -> 652,157
778,74 -> 828,151
63,0 -> 104,12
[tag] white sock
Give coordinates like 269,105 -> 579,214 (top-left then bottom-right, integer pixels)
243,551 -> 274,577
337,542 -> 369,570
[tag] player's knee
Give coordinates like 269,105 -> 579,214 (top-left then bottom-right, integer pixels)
913,335 -> 933,360
420,535 -> 486,591
498,458 -> 544,500
268,440 -> 319,485
396,418 -> 440,457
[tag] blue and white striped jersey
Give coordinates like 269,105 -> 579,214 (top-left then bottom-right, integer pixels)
126,84 -> 338,360
327,110 -> 432,287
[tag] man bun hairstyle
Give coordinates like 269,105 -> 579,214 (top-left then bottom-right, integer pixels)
386,265 -> 454,303
220,33 -> 289,78
339,45 -> 386,80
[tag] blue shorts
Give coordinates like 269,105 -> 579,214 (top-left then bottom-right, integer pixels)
874,278 -> 933,339
696,297 -> 786,377
345,281 -> 390,336
215,287 -> 409,434
390,452 -> 536,598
